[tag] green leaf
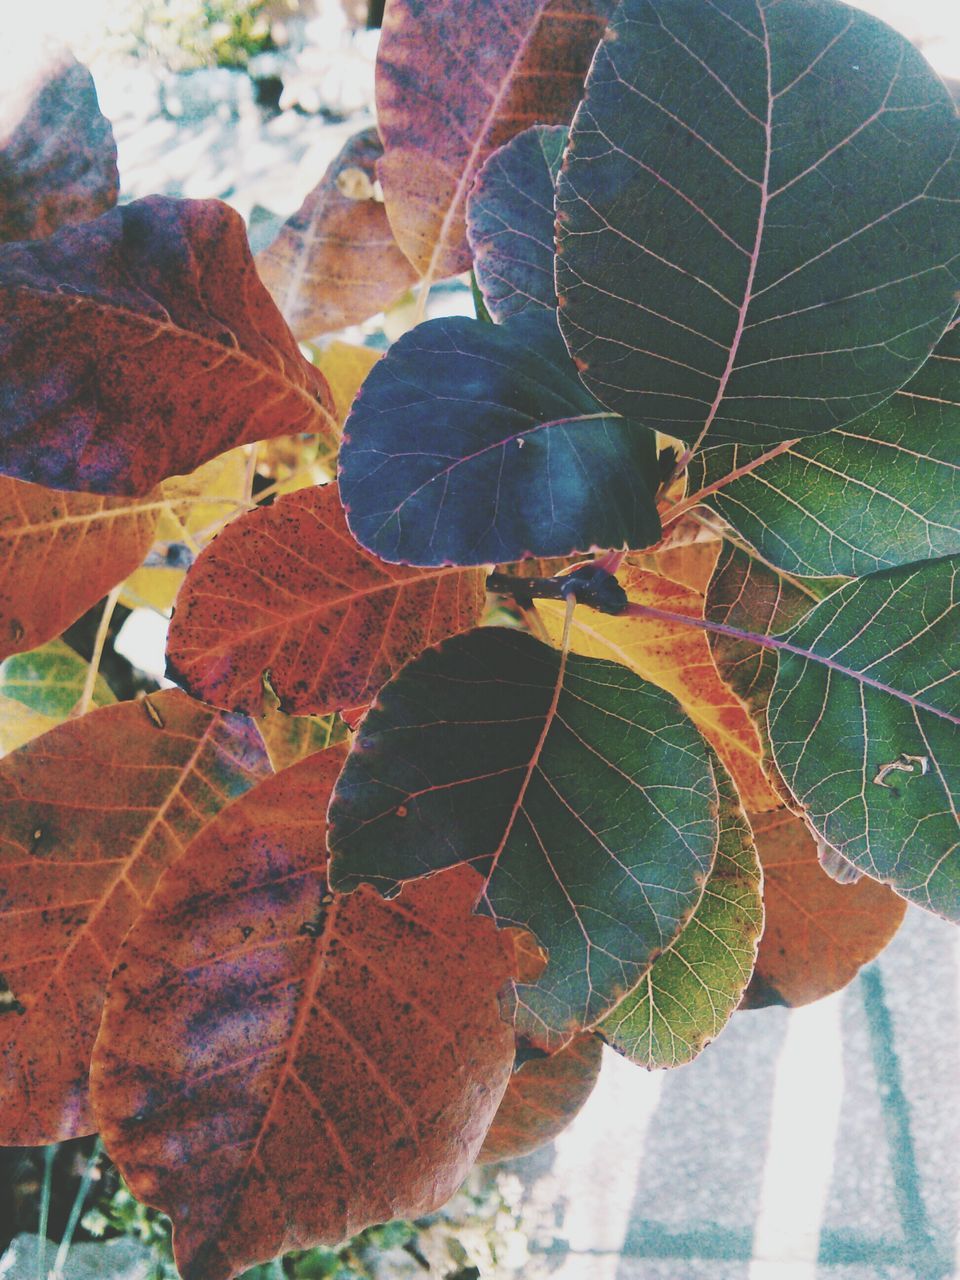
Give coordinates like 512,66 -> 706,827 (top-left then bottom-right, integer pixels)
0,638 -> 114,719
556,0 -> 960,447
328,626 -> 719,1047
687,320 -> 960,576
767,556 -> 960,919
467,125 -> 567,322
598,754 -> 763,1067
339,311 -> 661,566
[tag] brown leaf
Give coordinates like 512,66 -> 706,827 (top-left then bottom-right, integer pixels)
477,1034 -> 602,1163
742,808 -> 907,1009
256,129 -> 417,338
90,749 -> 517,1280
166,483 -> 486,715
0,196 -> 336,496
376,0 -> 614,284
0,476 -> 162,662
0,48 -> 118,243
0,690 -> 271,1143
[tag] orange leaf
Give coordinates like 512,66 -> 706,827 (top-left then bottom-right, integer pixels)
478,1034 -> 602,1163
539,565 -> 781,811
0,48 -> 118,242
256,129 -> 417,338
0,476 -> 162,662
0,196 -> 336,495
0,690 -> 271,1143
376,0 -> 614,284
742,808 -> 907,1009
91,749 -> 517,1280
166,483 -> 486,715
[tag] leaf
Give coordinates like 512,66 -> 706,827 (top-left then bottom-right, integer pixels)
0,196 -> 336,496
166,482 -> 486,715
705,543 -> 819,720
556,0 -> 960,447
0,476 -> 162,662
90,749 -> 517,1280
537,564 -> 782,811
0,638 -> 114,753
328,625 -> 719,1048
767,557 -> 960,919
255,129 -> 417,339
598,755 -> 763,1066
477,1032 -> 602,1162
0,48 -> 118,242
313,341 -> 381,425
686,320 -> 960,576
376,0 -> 614,286
256,707 -> 349,772
467,125 -> 568,322
0,690 -> 271,1144
338,310 -> 662,566
741,807 -> 906,1008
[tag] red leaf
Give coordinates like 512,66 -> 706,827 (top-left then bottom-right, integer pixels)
376,0 -> 614,284
0,691 -> 271,1143
256,128 -> 417,338
0,196 -> 336,496
741,808 -> 907,1009
0,48 -> 118,242
0,476 -> 162,662
166,483 -> 486,715
91,748 -> 517,1280
478,1033 -> 602,1163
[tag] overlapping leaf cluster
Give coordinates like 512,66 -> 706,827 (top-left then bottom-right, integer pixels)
0,4 -> 958,1279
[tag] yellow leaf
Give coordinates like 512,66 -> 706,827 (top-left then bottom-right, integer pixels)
314,340 -> 380,425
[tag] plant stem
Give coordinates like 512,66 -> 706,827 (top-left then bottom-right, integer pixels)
37,1144 -> 57,1280
51,1139 -> 103,1279
72,585 -> 123,719
659,436 -> 800,527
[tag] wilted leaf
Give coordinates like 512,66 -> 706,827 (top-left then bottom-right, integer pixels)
0,690 -> 271,1143
0,476 -> 162,662
256,129 -> 417,339
538,565 -> 782,811
0,48 -> 118,242
741,807 -> 906,1008
256,706 -> 349,772
706,543 -> 819,720
339,310 -> 661,566
768,557 -> 959,919
0,196 -> 336,495
313,341 -> 381,424
91,749 -> 517,1280
598,756 -> 763,1065
687,320 -> 960,575
0,638 -> 114,753
477,1033 -> 602,1163
376,0 -> 614,285
556,0 -> 960,446
467,125 -> 567,321
328,626 -> 719,1048
166,483 -> 486,715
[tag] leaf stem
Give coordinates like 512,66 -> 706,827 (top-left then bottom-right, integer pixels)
37,1144 -> 57,1280
660,436 -> 800,527
51,1138 -> 103,1278
72,585 -> 122,719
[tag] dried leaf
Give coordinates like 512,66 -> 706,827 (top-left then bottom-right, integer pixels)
91,749 -> 517,1280
256,129 -> 417,338
166,483 -> 486,715
0,48 -> 118,242
0,690 -> 271,1143
0,196 -> 336,495
742,807 -> 906,1008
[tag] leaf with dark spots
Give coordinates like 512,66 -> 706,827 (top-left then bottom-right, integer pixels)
0,196 -> 337,495
256,128 -> 418,339
328,625 -> 719,1048
556,0 -> 960,448
338,310 -> 662,566
91,748 -> 517,1280
477,1033 -> 602,1162
376,0 -> 615,287
0,476 -> 162,663
165,483 -> 486,715
741,808 -> 906,1009
0,47 -> 118,243
467,125 -> 568,321
0,689 -> 271,1144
